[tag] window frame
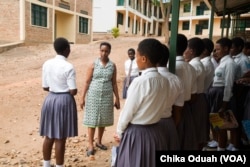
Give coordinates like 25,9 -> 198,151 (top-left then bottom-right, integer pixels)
31,4 -> 48,27
79,16 -> 89,34
182,21 -> 190,30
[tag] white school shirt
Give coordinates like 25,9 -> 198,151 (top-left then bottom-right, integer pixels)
211,56 -> 219,69
201,56 -> 215,92
233,52 -> 250,77
116,67 -> 171,138
157,67 -> 184,118
212,55 -> 236,101
189,57 -> 206,94
175,56 -> 197,101
124,59 -> 139,77
42,55 -> 77,92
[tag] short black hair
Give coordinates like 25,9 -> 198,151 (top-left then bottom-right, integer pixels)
53,37 -> 69,54
176,34 -> 188,55
202,38 -> 214,54
231,37 -> 245,50
216,37 -> 232,49
188,37 -> 205,57
137,38 -> 163,65
158,44 -> 169,67
100,42 -> 111,50
244,41 -> 250,49
128,48 -> 135,54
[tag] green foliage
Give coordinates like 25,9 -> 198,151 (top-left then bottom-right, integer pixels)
111,27 -> 120,38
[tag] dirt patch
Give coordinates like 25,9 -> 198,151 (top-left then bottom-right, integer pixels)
0,36 -> 165,167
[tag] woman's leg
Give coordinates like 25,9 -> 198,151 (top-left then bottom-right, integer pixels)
54,138 -> 66,165
43,136 -> 54,160
88,127 -> 96,150
97,127 -> 105,145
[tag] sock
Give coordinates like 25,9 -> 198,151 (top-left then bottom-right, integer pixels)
43,160 -> 51,167
217,147 -> 225,151
56,165 -> 63,167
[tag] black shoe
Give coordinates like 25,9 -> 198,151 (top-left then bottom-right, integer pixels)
96,143 -> 108,150
87,149 -> 95,156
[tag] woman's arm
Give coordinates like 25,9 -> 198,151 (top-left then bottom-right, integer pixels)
80,63 -> 94,109
112,64 -> 120,109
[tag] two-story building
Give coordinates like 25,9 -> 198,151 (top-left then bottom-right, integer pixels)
0,0 -> 92,44
93,0 -> 250,40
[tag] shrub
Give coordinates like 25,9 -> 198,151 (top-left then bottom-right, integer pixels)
111,27 -> 119,38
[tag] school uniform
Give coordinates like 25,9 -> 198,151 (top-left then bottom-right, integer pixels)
116,68 -> 171,167
201,56 -> 215,141
189,57 -> 208,147
175,56 -> 197,150
208,55 -> 237,114
40,55 -> 78,139
211,56 -> 219,69
122,59 -> 139,99
201,56 -> 215,92
233,52 -> 250,77
158,67 -> 184,150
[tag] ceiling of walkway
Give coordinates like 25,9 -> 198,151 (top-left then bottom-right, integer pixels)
206,0 -> 250,16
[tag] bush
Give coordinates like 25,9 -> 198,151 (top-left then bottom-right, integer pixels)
111,27 -> 119,38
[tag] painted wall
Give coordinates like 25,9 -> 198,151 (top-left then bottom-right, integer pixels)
93,0 -> 116,32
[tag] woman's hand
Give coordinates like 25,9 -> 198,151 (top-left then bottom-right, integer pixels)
114,99 -> 120,109
80,98 -> 85,109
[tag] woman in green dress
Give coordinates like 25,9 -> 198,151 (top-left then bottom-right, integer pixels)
80,42 -> 120,156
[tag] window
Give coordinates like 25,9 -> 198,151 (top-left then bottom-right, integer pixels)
38,0 -> 46,2
200,2 -> 209,10
220,19 -> 230,28
182,21 -> 189,30
117,0 -> 124,6
31,4 -> 47,27
117,12 -> 123,25
199,20 -> 208,29
246,19 -> 250,28
79,17 -> 88,34
128,17 -> 130,27
183,3 -> 191,13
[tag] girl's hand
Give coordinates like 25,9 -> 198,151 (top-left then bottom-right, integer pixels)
113,133 -> 121,144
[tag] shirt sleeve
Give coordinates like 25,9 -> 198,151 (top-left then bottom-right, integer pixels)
42,63 -> 49,88
66,66 -> 77,89
116,79 -> 142,138
223,63 -> 236,101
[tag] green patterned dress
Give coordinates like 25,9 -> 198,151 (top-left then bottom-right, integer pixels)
83,58 -> 114,127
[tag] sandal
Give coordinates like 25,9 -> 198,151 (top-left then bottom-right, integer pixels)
86,150 -> 95,157
96,143 -> 107,150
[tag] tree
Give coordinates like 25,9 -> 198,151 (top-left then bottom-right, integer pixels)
152,0 -> 172,44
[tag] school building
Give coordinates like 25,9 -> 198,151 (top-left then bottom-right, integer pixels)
0,0 -> 92,45
93,0 -> 250,40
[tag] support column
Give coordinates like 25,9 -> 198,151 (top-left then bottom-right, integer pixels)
133,15 -> 136,34
169,0 -> 180,74
19,0 -> 25,41
209,0 -> 215,40
125,0 -> 129,33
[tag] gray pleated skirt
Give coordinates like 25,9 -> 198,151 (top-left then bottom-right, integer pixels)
122,76 -> 137,99
244,89 -> 250,120
159,117 -> 180,150
191,93 -> 209,145
115,123 -> 166,167
207,87 -> 224,113
177,101 -> 197,150
40,92 -> 78,139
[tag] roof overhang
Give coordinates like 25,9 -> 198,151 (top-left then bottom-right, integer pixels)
205,0 -> 250,16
